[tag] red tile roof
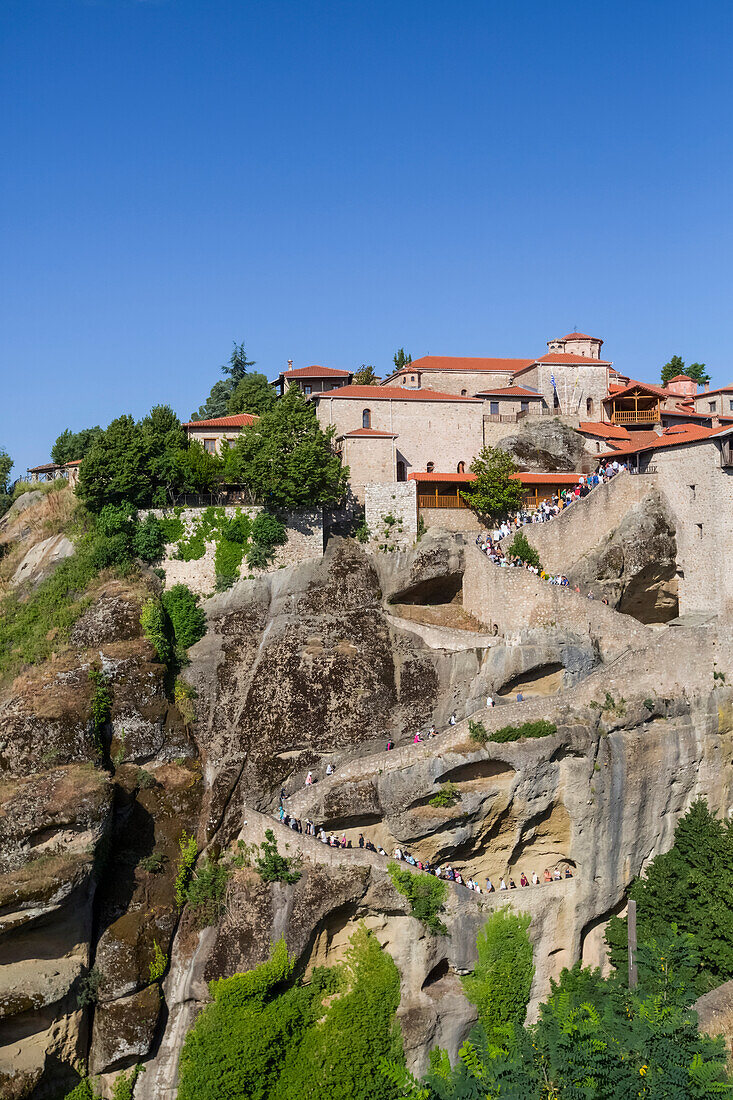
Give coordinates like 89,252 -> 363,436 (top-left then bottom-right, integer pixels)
340,428 -> 397,438
696,383 -> 733,396
577,421 -> 631,440
28,462 -> 59,473
666,374 -> 695,383
474,386 -> 544,398
183,413 -> 257,429
664,407 -> 711,419
317,384 -> 481,402
604,380 -> 669,400
65,459 -> 83,467
409,472 -> 477,483
598,423 -> 729,459
278,364 -> 352,379
560,332 -> 600,342
533,353 -> 612,365
511,472 -> 586,485
394,356 -> 534,374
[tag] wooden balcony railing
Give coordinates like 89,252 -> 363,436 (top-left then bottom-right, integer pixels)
418,494 -> 469,509
611,410 -> 661,425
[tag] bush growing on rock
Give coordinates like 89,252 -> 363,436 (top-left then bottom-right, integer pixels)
161,584 -> 206,652
428,782 -> 461,808
387,862 -> 448,935
504,530 -> 541,569
490,719 -> 557,743
254,829 -> 302,885
178,929 -> 403,1100
462,910 -> 534,1045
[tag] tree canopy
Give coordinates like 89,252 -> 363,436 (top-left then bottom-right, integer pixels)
353,365 -> 379,385
0,447 -> 13,517
191,340 -> 256,420
393,348 -> 412,371
224,386 -> 348,508
661,356 -> 711,386
606,798 -> 733,993
51,426 -> 103,466
462,909 -> 534,1046
460,446 -> 525,519
228,372 -> 277,415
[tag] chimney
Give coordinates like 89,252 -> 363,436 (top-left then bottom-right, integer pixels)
287,359 -> 293,370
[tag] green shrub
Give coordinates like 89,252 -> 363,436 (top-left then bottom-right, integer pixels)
185,856 -> 231,927
175,678 -> 197,724
158,513 -> 185,543
139,851 -> 164,872
140,598 -> 172,664
462,910 -> 534,1045
354,515 -> 370,543
175,524 -> 207,561
133,513 -> 166,563
468,719 -> 489,743
161,584 -> 206,651
246,542 -> 270,570
149,940 -> 167,982
76,965 -> 103,1008
62,1079 -> 96,1100
254,829 -> 302,884
221,513 -> 252,543
252,511 -> 286,551
88,667 -> 112,751
504,529 -> 541,569
214,537 -> 245,590
111,1065 -> 144,1100
175,831 -> 199,908
428,782 -> 461,808
178,930 -> 404,1100
490,719 -> 557,743
387,862 -> 448,935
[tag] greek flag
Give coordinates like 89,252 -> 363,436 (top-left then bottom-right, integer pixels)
551,372 -> 558,394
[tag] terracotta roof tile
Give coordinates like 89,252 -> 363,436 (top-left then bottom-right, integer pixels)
577,421 -> 631,440
533,352 -> 612,365
560,332 -> 600,341
279,364 -> 352,379
393,356 -> 534,374
317,384 -> 481,402
183,413 -> 257,429
598,423 -> 729,459
474,386 -> 543,398
340,428 -> 397,438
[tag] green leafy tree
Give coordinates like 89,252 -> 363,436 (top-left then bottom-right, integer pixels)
76,415 -> 151,512
51,426 -> 103,466
254,829 -> 302,885
191,340 -> 256,420
161,584 -> 207,651
505,530 -> 541,568
0,447 -> 13,517
141,405 -> 188,505
175,441 -> 224,495
462,910 -> 534,1046
387,862 -> 447,935
661,355 -> 711,386
606,799 -> 733,993
353,364 -> 379,385
460,446 -> 525,520
225,387 -> 349,508
228,372 -> 277,415
393,348 -> 412,371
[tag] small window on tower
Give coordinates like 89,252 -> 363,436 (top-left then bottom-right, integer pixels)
303,384 -> 312,395
362,409 -> 372,429
426,461 -> 435,473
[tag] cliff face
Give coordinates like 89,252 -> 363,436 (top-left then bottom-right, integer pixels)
1,511 -> 732,1097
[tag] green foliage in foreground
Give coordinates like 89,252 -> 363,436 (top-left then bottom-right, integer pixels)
0,446 -> 13,517
460,445 -> 525,520
462,910 -> 534,1046
255,829 -> 302,884
504,529 -> 541,569
490,718 -> 557,743
161,584 -> 207,651
389,924 -> 732,1099
386,862 -> 448,935
428,782 -> 461,808
177,928 -> 403,1100
607,799 -> 733,995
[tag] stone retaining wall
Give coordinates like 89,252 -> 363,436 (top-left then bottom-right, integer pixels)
364,481 -> 417,550
462,543 -> 652,660
142,505 -> 323,595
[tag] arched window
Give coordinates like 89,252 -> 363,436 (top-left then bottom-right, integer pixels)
586,397 -> 594,415
461,389 -> 467,396
457,461 -> 465,473
396,460 -> 406,482
426,461 -> 435,473
362,408 -> 371,429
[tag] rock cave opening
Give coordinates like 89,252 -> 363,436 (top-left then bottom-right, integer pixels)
617,563 -> 679,625
390,573 -> 464,606
437,760 -> 515,785
497,663 -> 566,699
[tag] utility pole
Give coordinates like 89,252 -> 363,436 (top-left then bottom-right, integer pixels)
628,899 -> 638,989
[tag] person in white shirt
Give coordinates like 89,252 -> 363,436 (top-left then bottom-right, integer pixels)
499,878 -> 508,891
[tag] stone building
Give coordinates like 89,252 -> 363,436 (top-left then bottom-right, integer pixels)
272,363 -> 353,397
601,424 -> 733,617
182,412 -> 257,454
313,384 -> 484,499
693,383 -> 733,419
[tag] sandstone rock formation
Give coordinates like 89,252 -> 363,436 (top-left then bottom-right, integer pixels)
497,419 -> 590,472
10,534 -> 74,590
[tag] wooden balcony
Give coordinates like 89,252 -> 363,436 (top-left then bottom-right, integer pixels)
418,493 -> 468,509
611,410 -> 661,425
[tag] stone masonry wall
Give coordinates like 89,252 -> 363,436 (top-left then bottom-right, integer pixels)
518,471 -> 654,574
462,543 -> 652,659
420,506 -> 483,532
142,506 -> 324,596
364,481 -> 417,550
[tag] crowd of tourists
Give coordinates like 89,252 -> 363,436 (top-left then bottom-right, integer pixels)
275,806 -> 573,896
491,459 -> 627,540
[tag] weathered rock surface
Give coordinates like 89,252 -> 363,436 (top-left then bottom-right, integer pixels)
0,492 -> 43,538
566,488 -> 678,622
498,418 -> 589,472
10,533 -> 74,590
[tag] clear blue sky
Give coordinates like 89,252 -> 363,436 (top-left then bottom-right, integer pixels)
2,0 -> 732,476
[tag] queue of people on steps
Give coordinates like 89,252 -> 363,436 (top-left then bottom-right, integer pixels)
275,805 -> 574,896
